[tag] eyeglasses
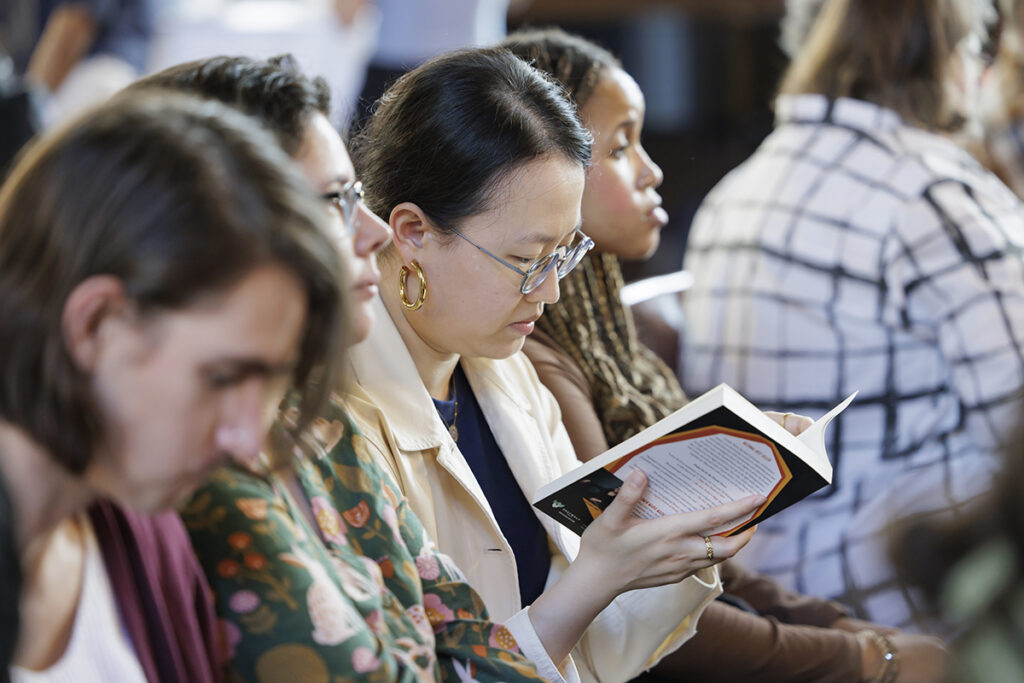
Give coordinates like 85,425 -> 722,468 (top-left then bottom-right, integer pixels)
447,225 -> 594,294
320,180 -> 364,234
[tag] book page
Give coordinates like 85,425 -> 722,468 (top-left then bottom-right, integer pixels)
607,426 -> 791,535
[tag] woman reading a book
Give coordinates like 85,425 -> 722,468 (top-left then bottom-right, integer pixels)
509,27 -> 949,683
132,54 -> 584,683
345,46 -> 769,683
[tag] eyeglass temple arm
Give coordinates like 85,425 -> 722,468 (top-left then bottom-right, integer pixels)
447,226 -> 530,276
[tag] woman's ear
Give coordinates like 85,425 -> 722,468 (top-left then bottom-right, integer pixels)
62,275 -> 129,372
389,202 -> 431,264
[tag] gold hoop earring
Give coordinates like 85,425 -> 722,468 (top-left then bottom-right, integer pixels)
398,260 -> 427,311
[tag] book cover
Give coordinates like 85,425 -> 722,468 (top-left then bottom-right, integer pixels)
532,384 -> 854,537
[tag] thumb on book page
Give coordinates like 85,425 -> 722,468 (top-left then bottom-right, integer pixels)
601,470 -> 648,525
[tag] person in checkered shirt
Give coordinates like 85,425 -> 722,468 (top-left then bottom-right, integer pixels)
682,0 -> 1024,631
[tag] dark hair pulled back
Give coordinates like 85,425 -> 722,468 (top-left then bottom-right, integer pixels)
353,47 -> 591,233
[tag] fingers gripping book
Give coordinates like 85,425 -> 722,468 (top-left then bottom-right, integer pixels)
532,384 -> 856,536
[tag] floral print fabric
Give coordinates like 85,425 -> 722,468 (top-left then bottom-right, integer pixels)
182,396 -> 547,683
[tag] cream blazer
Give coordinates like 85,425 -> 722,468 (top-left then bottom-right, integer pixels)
347,298 -> 721,683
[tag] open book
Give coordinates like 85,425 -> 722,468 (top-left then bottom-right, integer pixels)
533,384 -> 855,536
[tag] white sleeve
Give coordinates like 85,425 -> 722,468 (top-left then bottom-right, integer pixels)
550,550 -> 722,683
504,607 -> 582,683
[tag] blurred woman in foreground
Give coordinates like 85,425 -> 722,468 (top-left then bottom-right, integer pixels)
0,93 -> 345,680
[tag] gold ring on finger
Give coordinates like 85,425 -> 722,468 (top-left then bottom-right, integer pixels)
704,536 -> 714,561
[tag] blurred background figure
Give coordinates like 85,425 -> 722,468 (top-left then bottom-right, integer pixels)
341,0 -> 530,133
149,0 -> 376,128
0,47 -> 41,178
2,0 -> 795,247
892,418 -> 1024,683
0,0 -> 153,125
682,0 -> 1024,632
977,0 -> 1024,198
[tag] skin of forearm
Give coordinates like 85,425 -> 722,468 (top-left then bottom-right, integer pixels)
26,5 -> 97,91
523,556 -> 620,665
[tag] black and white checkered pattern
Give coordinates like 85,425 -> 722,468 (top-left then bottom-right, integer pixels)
682,94 -> 1024,630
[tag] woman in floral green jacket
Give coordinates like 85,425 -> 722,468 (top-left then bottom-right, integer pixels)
183,397 -> 544,683
134,56 -> 561,682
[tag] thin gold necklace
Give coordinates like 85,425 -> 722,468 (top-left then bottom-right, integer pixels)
438,380 -> 459,442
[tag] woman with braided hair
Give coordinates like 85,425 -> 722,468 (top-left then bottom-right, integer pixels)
505,29 -> 689,457
507,27 -> 947,683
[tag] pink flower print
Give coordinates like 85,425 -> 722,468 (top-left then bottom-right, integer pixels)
422,593 -> 455,633
311,496 -> 347,546
488,625 -> 519,653
229,590 -> 260,614
365,610 -> 384,635
405,604 -> 434,642
351,647 -> 380,673
415,554 -> 440,581
437,552 -> 468,582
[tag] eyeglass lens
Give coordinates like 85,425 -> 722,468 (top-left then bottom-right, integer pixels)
322,181 -> 364,232
340,181 -> 363,226
521,237 -> 591,294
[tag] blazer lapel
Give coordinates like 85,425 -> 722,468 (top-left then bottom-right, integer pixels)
464,357 -> 582,560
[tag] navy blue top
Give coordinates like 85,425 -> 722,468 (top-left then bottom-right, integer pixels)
432,364 -> 551,607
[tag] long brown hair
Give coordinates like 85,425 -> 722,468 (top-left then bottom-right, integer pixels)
779,0 -> 987,130
989,0 -> 1024,121
0,93 -> 347,474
